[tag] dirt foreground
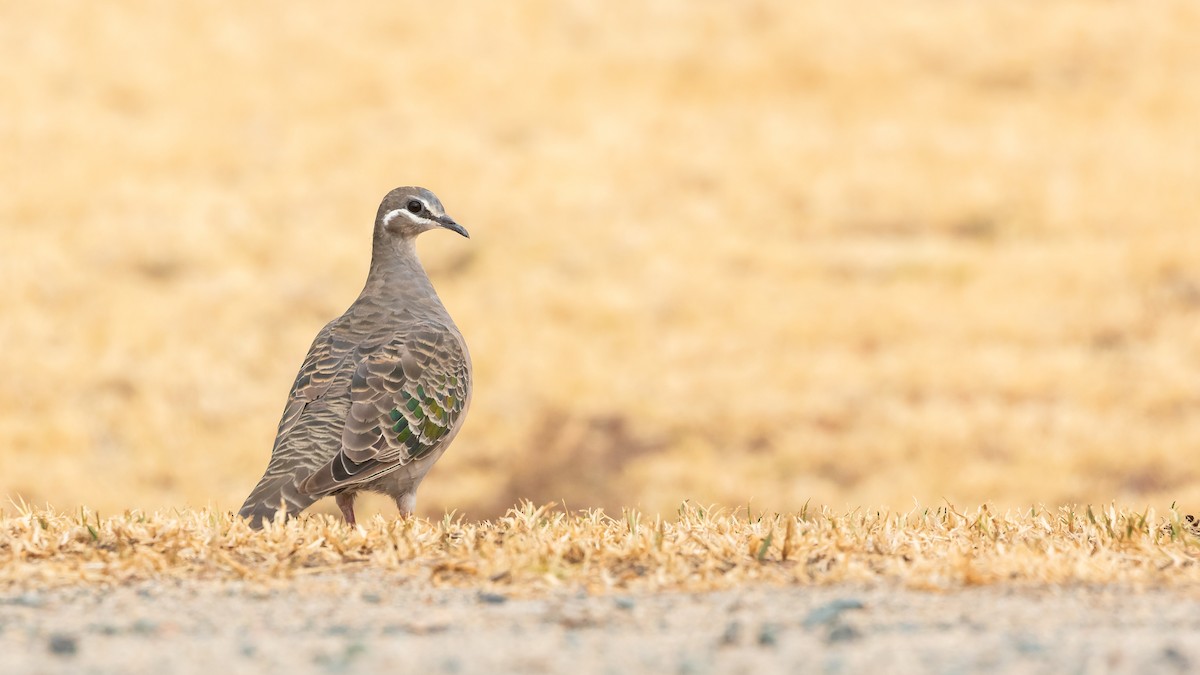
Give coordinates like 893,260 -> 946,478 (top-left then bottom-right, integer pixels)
2,576 -> 1197,675
4,506 -> 1199,673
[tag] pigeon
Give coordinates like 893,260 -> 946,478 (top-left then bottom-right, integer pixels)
238,187 -> 472,528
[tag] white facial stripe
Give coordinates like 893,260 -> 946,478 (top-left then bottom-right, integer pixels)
382,207 -> 426,227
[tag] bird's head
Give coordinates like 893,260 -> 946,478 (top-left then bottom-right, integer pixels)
375,187 -> 469,240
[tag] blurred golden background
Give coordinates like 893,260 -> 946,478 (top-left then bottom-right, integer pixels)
4,2 -> 1200,521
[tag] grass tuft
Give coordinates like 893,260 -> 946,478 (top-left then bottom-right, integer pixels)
2,502 -> 1197,593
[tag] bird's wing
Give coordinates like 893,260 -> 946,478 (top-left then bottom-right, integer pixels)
273,325 -> 356,441
298,323 -> 470,496
238,324 -> 358,523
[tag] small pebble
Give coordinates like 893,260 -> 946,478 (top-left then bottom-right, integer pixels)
613,596 -> 636,611
719,621 -> 741,646
48,633 -> 78,656
827,624 -> 861,644
758,623 -> 781,647
1014,636 -> 1044,655
803,599 -> 865,628
677,656 -> 703,674
345,643 -> 367,659
5,593 -> 44,608
478,592 -> 508,605
361,592 -> 383,604
1163,646 -> 1190,671
823,655 -> 846,674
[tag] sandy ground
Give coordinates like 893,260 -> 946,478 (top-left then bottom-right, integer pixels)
2,577 -> 1197,675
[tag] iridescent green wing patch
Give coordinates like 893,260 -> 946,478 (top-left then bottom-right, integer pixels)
336,325 -> 471,485
389,379 -> 462,459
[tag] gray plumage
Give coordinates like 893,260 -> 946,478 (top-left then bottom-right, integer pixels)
238,187 -> 472,528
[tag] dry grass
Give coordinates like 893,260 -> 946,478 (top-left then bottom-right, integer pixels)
4,2 -> 1200,524
3,503 -> 1199,592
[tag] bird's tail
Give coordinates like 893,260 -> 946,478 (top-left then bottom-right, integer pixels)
237,472 -> 319,529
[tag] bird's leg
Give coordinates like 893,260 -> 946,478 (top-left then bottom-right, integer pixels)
336,493 -> 357,527
395,492 -> 416,518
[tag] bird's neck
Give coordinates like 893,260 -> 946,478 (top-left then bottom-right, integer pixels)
354,235 -> 451,323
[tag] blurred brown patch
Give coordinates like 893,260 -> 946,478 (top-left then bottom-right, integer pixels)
1120,465 -> 1190,496
475,411 -> 667,518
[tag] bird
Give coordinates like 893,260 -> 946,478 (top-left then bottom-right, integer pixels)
238,186 -> 472,529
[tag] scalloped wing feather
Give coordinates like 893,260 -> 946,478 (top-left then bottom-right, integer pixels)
298,324 -> 469,496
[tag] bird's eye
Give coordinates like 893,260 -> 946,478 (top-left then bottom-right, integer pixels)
406,200 -> 423,214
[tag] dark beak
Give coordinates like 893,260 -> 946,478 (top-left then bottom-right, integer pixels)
436,215 -> 469,238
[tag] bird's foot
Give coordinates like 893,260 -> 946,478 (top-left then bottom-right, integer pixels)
336,493 -> 357,527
